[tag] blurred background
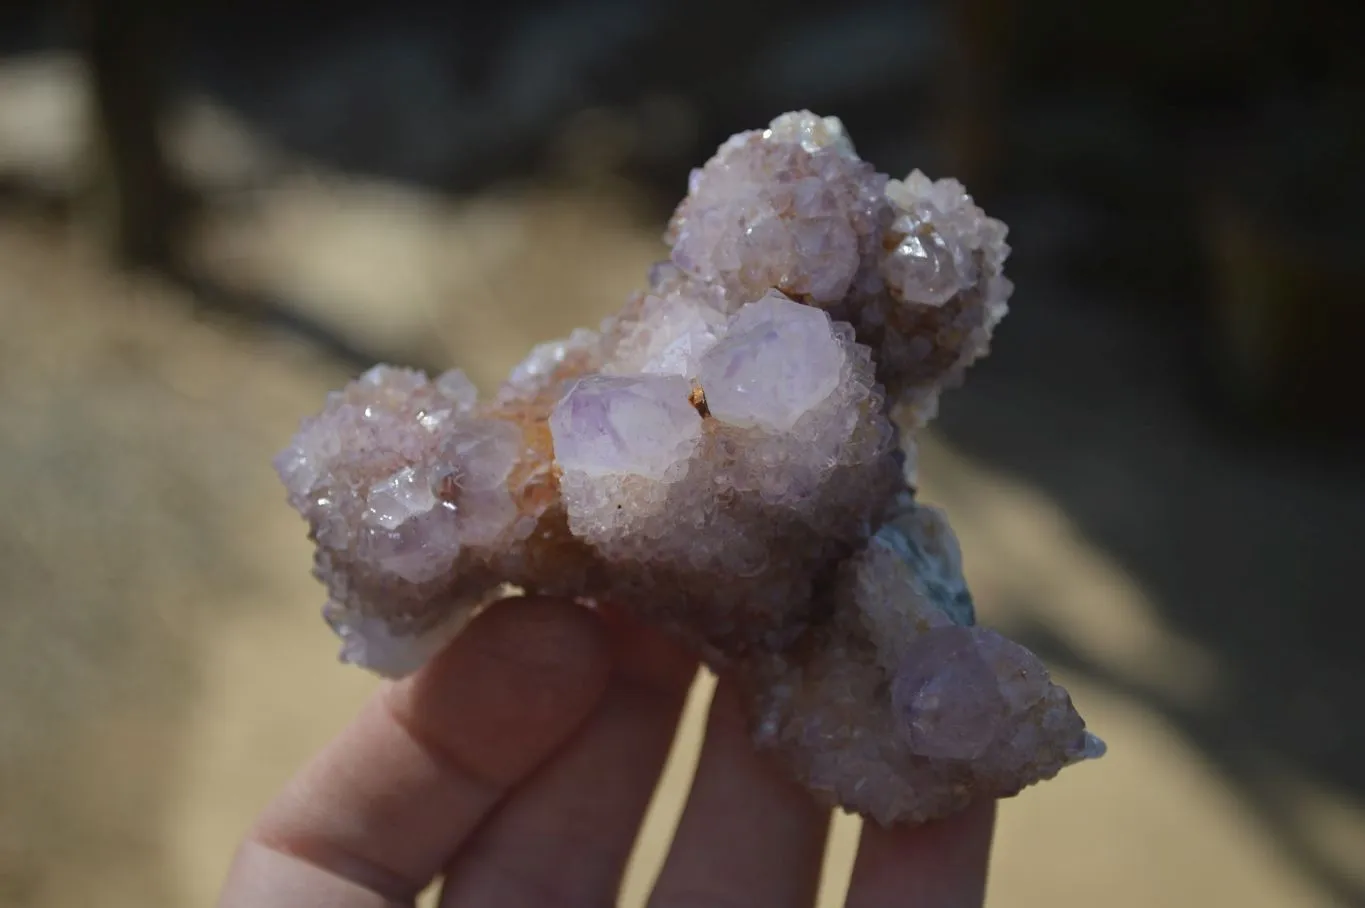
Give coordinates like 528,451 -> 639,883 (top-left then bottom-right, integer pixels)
1,0 -> 1362,905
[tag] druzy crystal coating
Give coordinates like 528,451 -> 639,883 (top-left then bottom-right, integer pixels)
276,111 -> 1102,825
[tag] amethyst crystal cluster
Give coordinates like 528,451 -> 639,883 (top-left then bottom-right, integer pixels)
276,112 -> 1103,825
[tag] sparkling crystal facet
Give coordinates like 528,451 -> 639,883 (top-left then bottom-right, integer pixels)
549,374 -> 702,479
697,292 -> 845,432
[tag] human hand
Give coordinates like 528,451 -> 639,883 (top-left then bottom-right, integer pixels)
218,597 -> 995,907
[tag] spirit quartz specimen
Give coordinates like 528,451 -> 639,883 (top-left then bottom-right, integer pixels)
276,112 -> 1104,825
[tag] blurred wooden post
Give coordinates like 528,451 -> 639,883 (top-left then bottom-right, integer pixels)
939,0 -> 1014,192
451,1 -> 513,92
78,0 -> 189,268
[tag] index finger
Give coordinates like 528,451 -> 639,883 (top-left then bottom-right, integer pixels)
844,799 -> 996,908
217,596 -> 612,907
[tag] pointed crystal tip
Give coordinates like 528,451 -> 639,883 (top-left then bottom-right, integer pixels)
1074,731 -> 1108,762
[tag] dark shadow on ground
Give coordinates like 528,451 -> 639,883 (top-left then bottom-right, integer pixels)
930,269 -> 1365,906
1016,613 -> 1364,908
163,263 -> 443,377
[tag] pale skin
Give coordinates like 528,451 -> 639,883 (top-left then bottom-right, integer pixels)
218,597 -> 995,907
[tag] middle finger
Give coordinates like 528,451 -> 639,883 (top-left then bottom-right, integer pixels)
647,679 -> 831,908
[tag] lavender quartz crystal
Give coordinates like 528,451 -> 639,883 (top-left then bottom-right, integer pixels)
276,111 -> 1102,824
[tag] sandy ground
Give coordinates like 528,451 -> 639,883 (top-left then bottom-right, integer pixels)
2,54 -> 1363,908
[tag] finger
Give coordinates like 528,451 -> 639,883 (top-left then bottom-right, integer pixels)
648,679 -> 830,908
439,614 -> 698,907
844,799 -> 995,908
218,597 -> 612,908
